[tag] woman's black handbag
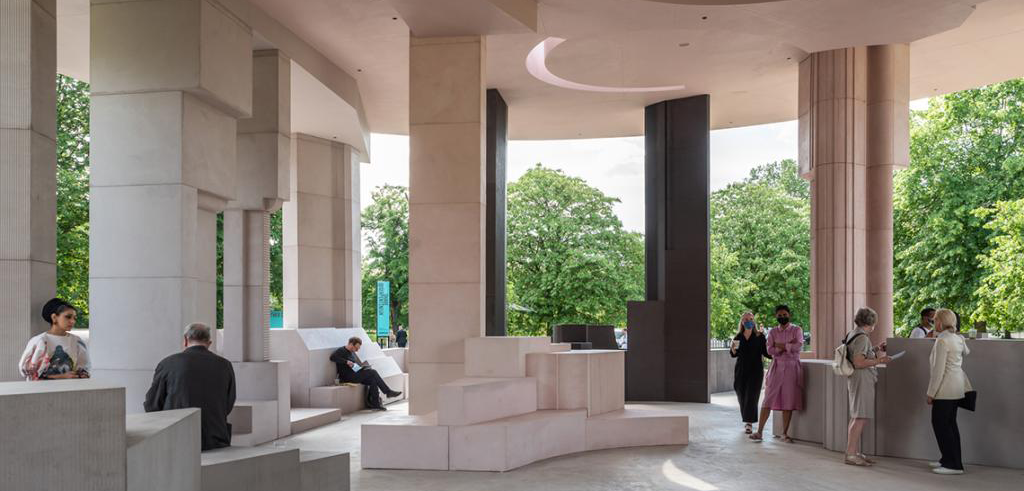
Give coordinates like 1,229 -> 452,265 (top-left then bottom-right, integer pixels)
957,391 -> 977,411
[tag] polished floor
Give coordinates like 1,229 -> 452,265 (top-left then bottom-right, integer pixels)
270,392 -> 1023,491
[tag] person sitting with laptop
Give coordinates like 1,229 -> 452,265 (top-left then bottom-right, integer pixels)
329,337 -> 401,410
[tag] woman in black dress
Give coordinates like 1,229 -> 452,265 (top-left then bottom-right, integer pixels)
730,311 -> 771,434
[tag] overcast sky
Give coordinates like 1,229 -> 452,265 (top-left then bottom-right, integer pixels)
360,100 -> 928,234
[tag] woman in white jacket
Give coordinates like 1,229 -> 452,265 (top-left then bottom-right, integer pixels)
926,308 -> 972,475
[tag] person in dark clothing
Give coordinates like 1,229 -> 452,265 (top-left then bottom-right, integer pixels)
144,323 -> 236,451
330,337 -> 401,410
395,327 -> 408,348
730,311 -> 772,434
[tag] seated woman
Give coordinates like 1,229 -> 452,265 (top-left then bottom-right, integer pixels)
19,298 -> 90,380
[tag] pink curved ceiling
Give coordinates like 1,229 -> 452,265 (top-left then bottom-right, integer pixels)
526,37 -> 687,93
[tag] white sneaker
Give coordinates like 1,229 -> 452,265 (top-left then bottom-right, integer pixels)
928,461 -> 942,468
932,467 -> 964,475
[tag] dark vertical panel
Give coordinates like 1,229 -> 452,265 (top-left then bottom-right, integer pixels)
627,95 -> 710,403
485,89 -> 508,336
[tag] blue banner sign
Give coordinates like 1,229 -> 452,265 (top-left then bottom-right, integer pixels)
376,281 -> 390,338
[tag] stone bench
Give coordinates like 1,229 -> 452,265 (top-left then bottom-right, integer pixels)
126,408 -> 201,491
201,446 -> 300,491
308,372 -> 407,413
526,350 -> 625,415
228,399 -> 279,446
437,377 -> 538,426
290,407 -> 343,434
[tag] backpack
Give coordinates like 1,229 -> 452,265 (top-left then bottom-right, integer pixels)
832,332 -> 866,376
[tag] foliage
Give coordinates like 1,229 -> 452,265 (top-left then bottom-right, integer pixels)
55,75 -> 91,326
361,185 -> 410,332
709,159 -> 811,338
971,199 -> 1024,332
506,165 -> 644,336
269,209 -> 283,311
893,79 -> 1024,333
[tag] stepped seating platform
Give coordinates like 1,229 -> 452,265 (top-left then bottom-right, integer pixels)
201,445 -> 350,491
309,372 -> 407,413
126,408 -> 201,491
291,407 -> 343,434
229,399 -> 279,446
361,337 -> 689,472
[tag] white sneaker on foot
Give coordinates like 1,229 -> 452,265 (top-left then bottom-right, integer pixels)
932,467 -> 964,475
928,461 -> 942,468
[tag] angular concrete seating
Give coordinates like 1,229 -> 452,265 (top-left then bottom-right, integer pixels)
526,350 -> 625,415
228,399 -> 279,446
464,336 -> 559,377
449,409 -> 586,471
309,372 -> 407,413
437,377 -> 538,426
585,407 -> 689,451
300,451 -> 350,491
201,446 -> 301,491
126,408 -> 201,491
361,413 -> 450,470
291,407 -> 343,434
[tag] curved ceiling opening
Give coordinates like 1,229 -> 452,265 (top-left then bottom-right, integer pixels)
525,37 -> 687,93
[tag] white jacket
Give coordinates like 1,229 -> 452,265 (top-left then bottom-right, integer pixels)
926,330 -> 973,400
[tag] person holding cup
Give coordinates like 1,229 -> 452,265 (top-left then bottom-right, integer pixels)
730,311 -> 771,434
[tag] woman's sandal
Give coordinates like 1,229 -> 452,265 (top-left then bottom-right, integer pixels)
749,432 -> 763,441
858,453 -> 876,464
744,424 -> 752,434
782,435 -> 795,444
845,454 -> 872,466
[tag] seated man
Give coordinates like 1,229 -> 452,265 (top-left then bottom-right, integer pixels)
330,337 -> 401,410
144,323 -> 236,451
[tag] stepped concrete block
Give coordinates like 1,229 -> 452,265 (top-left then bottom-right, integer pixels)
0,381 -> 126,490
526,350 -> 625,415
585,407 -> 689,451
290,408 -> 343,434
300,451 -> 350,491
232,360 -> 291,438
308,373 -> 405,413
550,343 -> 572,352
361,414 -> 449,470
437,377 -> 538,426
228,399 -> 278,446
449,409 -> 586,472
201,446 -> 300,491
464,336 -> 553,377
126,408 -> 201,491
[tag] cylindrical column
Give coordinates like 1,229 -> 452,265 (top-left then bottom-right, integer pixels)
0,0 -> 57,381
407,36 -> 487,415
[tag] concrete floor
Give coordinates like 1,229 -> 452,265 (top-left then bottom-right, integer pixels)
270,393 -> 1024,491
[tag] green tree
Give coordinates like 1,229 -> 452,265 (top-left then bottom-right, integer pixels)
56,74 -> 91,326
709,159 -> 811,337
269,208 -> 283,311
893,80 -> 1024,332
361,185 -> 410,333
506,165 -> 644,336
971,198 -> 1024,332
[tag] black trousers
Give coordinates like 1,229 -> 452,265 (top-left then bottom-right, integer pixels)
931,399 -> 963,470
734,369 -> 764,423
346,368 -> 394,408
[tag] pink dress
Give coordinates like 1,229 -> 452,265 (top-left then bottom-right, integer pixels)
761,324 -> 804,410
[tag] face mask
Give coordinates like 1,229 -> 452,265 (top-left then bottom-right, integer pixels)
743,321 -> 754,330
777,316 -> 789,325
927,318 -> 934,326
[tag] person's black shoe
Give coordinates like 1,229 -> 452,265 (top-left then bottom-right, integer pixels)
368,404 -> 387,411
386,390 -> 403,398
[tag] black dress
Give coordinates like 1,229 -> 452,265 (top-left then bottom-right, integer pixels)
730,332 -> 771,423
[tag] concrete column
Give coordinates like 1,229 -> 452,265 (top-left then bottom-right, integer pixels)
485,89 -> 507,337
223,50 -> 290,362
282,135 -> 360,329
88,0 -> 252,409
0,0 -> 56,381
407,36 -> 486,415
799,45 -> 908,354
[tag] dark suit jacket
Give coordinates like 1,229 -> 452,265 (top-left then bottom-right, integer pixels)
329,347 -> 367,383
144,346 -> 236,451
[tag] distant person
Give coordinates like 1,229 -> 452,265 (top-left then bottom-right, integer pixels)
910,308 -> 936,338
750,305 -> 804,443
843,307 -> 892,466
395,326 -> 408,348
730,311 -> 771,434
144,323 -> 236,451
330,337 -> 402,410
927,308 -> 973,475
19,298 -> 90,380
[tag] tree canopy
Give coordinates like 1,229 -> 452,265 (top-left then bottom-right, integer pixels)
56,75 -> 91,326
360,185 -> 410,331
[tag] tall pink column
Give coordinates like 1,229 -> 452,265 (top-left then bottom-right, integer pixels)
800,44 -> 908,353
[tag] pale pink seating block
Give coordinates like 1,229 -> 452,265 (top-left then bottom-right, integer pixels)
549,343 -> 572,352
360,413 -> 449,470
526,350 -> 625,416
464,337 -> 554,377
585,407 -> 689,451
449,410 -> 586,471
436,377 -> 538,426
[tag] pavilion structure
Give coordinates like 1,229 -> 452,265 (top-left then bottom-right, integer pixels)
2,0 -> 1024,489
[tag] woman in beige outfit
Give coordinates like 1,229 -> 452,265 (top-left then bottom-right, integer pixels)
926,308 -> 973,475
843,307 -> 891,466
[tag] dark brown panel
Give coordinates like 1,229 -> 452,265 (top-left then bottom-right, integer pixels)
485,89 -> 508,337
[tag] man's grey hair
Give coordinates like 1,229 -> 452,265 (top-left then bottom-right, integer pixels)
184,322 -> 212,343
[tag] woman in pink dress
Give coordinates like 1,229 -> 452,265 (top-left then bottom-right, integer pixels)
750,304 -> 803,442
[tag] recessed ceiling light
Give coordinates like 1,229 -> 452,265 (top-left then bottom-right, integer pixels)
678,42 -> 691,47
701,15 -> 708,20
392,17 -> 398,20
